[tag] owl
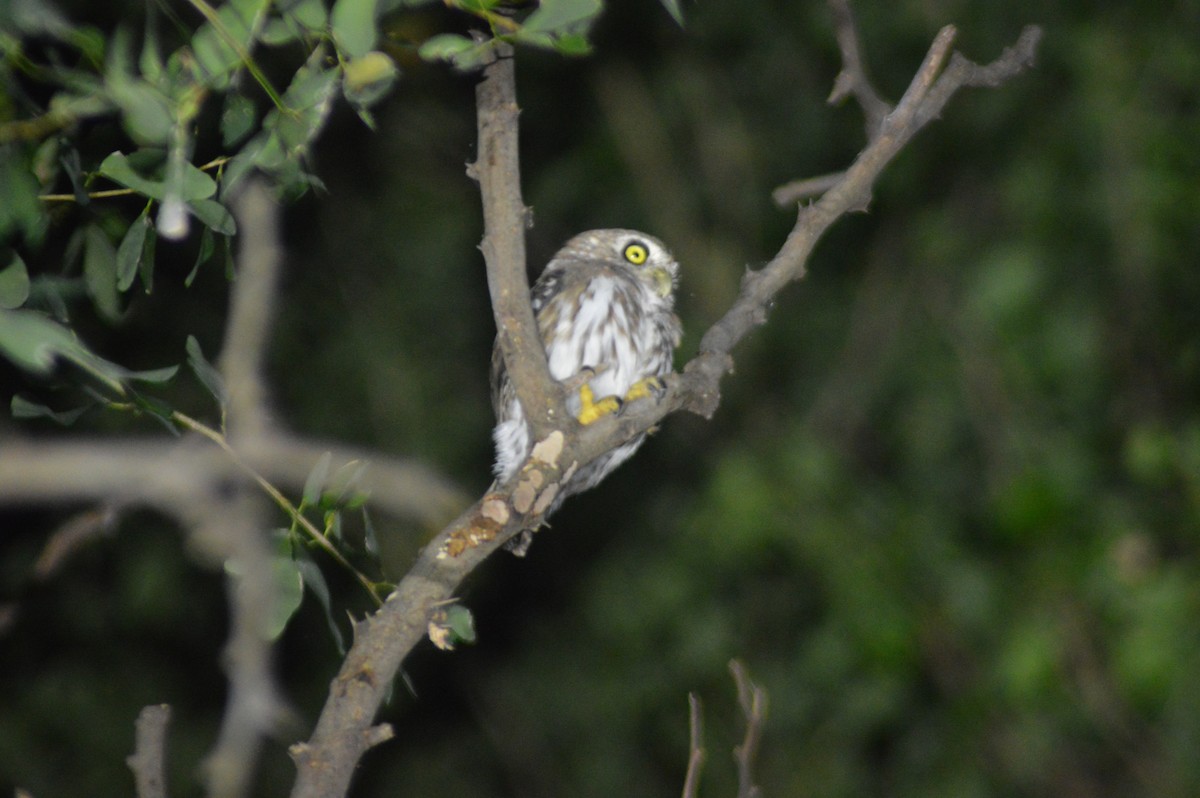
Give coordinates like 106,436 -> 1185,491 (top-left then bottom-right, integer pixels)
491,229 -> 682,540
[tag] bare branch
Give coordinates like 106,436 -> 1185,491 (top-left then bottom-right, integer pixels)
0,15 -> 1040,797
472,42 -> 564,442
771,170 -> 845,207
729,660 -> 767,798
198,493 -> 285,798
0,438 -> 468,529
288,25 -> 1040,795
33,504 -> 121,580
681,693 -> 706,798
826,0 -> 891,136
219,179 -> 284,442
128,704 -> 172,798
915,25 -> 1043,130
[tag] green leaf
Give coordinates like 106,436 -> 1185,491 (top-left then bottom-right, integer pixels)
418,33 -> 494,70
327,459 -> 370,508
60,147 -> 89,205
139,223 -> 157,293
0,308 -> 128,393
189,0 -> 266,90
418,33 -> 476,61
221,92 -> 257,148
266,539 -> 306,640
520,0 -> 601,34
293,543 -> 346,653
83,225 -> 121,321
98,151 -> 217,202
187,227 -> 214,287
330,0 -> 379,59
0,146 -> 48,245
362,507 -> 379,557
262,0 -> 327,43
140,15 -> 164,83
549,32 -> 591,55
187,198 -> 237,236
115,209 -> 150,292
289,0 -> 329,29
127,364 -> 179,383
658,0 -> 683,26
107,63 -> 175,145
444,604 -> 476,645
0,252 -> 30,309
273,51 -> 339,151
342,51 -> 399,111
4,0 -> 76,39
126,388 -> 181,434
303,451 -> 334,507
185,334 -> 228,410
11,395 -> 90,425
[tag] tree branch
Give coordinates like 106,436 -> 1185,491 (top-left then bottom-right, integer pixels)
0,12 -> 1041,797
286,21 -> 1040,798
128,704 -> 172,798
219,179 -> 282,442
729,660 -> 767,798
471,42 -> 564,443
681,693 -> 706,798
826,0 -> 891,136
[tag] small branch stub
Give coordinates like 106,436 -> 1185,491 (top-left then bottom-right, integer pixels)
127,704 -> 172,798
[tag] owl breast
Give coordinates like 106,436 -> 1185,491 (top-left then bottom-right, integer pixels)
490,231 -> 682,530
543,271 -> 676,417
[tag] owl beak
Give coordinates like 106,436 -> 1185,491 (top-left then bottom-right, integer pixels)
650,267 -> 673,297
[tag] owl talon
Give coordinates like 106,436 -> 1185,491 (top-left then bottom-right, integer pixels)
577,384 -> 622,425
623,375 -> 668,404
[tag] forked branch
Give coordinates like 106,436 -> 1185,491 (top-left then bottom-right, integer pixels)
289,15 -> 1041,798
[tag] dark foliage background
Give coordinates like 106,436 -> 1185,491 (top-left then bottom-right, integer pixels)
2,0 -> 1199,796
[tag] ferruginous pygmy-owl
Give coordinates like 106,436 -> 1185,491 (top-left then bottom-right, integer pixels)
490,229 -> 682,548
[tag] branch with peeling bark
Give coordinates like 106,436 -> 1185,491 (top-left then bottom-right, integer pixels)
288,16 -> 1040,798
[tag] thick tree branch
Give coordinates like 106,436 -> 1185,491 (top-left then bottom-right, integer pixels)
0,438 -> 465,527
471,42 -> 564,442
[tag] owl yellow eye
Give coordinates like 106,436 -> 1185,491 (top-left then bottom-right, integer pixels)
623,242 -> 649,265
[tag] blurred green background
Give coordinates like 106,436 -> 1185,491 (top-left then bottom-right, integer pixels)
3,0 -> 1200,796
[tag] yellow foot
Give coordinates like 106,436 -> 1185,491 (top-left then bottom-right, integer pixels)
577,383 -> 622,425
624,375 -> 667,403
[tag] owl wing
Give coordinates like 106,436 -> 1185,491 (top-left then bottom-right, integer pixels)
489,264 -> 571,418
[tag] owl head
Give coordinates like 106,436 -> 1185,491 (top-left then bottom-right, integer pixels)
556,229 -> 680,298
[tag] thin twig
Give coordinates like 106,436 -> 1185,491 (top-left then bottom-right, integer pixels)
729,660 -> 767,798
771,170 -> 845,207
681,693 -> 706,798
128,704 -> 172,798
173,412 -> 384,605
40,157 -> 232,202
826,0 -> 891,136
